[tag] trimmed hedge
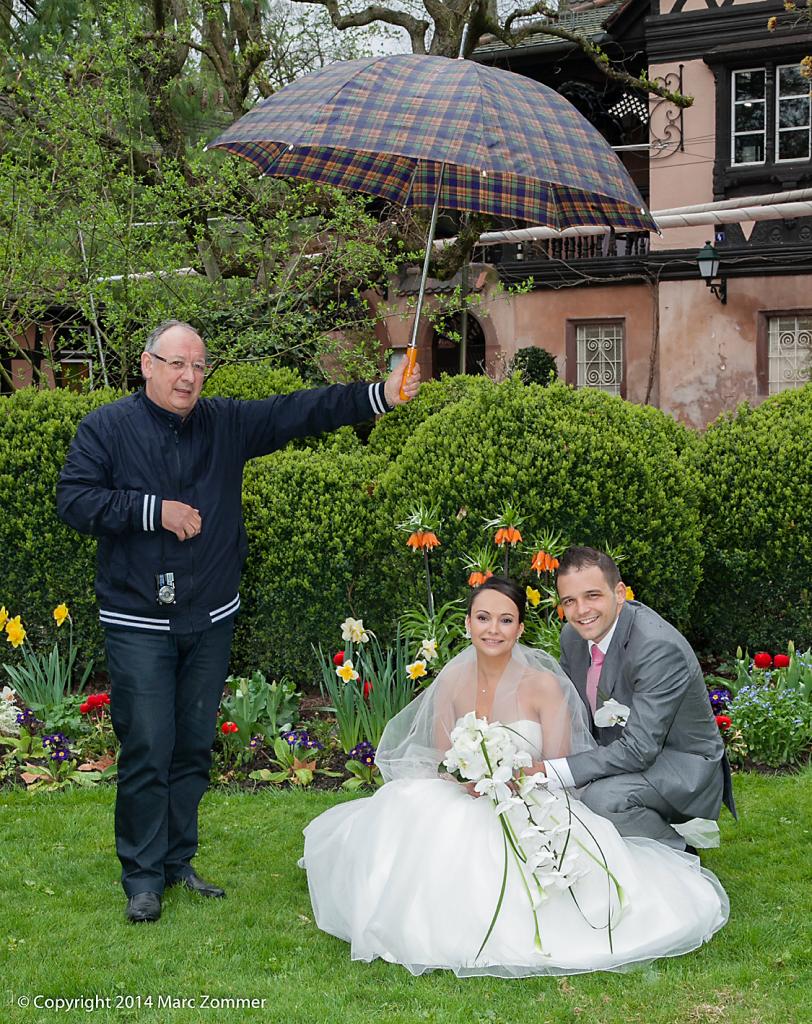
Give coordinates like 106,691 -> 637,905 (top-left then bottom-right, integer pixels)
366,373 -> 494,460
203,361 -> 360,453
5,374 -> 807,679
237,447 -> 388,680
202,362 -> 307,400
691,386 -> 812,653
372,379 -> 703,629
0,387 -> 118,668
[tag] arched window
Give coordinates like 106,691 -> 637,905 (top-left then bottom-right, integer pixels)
431,312 -> 486,377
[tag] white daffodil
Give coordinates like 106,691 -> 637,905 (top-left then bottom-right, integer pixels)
340,617 -> 370,643
419,637 -> 439,663
1,685 -> 16,702
593,698 -> 631,728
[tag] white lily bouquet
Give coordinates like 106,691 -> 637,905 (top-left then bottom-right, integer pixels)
442,712 -> 623,959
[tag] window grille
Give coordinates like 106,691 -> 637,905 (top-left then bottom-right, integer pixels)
576,323 -> 623,395
768,315 -> 812,394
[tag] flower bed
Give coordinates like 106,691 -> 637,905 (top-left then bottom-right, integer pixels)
705,644 -> 812,771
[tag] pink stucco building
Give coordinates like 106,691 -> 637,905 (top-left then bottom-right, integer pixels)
381,0 -> 812,427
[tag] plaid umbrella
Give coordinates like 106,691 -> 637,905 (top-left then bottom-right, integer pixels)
209,54 -> 654,233
209,54 -> 655,392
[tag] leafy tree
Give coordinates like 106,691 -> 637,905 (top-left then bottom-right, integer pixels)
0,0 -> 406,387
293,0 -> 691,102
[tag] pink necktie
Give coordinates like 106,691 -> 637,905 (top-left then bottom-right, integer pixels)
586,646 -> 605,714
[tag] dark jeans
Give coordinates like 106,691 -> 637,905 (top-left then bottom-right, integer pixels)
105,620 -> 234,896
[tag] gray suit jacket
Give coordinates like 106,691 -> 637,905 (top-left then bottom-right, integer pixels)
559,601 -> 731,820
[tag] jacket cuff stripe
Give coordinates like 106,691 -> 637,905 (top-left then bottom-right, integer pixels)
100,609 -> 171,630
210,593 -> 240,622
142,494 -> 157,532
368,382 -> 386,416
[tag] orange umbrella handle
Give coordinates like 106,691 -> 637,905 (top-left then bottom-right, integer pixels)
399,347 -> 418,402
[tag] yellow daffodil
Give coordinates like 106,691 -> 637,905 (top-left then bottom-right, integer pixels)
0,606 -> 7,631
625,586 -> 635,601
5,615 -> 26,648
336,660 -> 360,683
53,603 -> 70,627
406,660 -> 428,681
526,586 -> 541,607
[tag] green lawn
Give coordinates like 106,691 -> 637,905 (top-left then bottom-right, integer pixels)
1,770 -> 810,1024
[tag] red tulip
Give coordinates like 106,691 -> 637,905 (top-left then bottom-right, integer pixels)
363,680 -> 373,700
333,651 -> 345,666
80,702 -> 90,714
753,652 -> 772,669
221,721 -> 238,734
774,654 -> 790,669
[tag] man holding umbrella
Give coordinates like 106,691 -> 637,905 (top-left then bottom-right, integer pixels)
57,319 -> 420,923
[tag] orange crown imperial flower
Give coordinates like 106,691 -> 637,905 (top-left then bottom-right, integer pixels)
406,530 -> 441,551
494,526 -> 522,547
531,550 -> 559,574
468,570 -> 494,588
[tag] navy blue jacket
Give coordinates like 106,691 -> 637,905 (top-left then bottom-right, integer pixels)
56,382 -> 391,634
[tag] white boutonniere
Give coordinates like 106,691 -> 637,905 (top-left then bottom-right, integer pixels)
593,698 -> 630,728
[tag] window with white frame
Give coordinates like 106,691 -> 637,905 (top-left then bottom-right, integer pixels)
731,65 -> 811,166
732,68 -> 766,165
776,64 -> 811,162
768,315 -> 812,394
575,322 -> 624,395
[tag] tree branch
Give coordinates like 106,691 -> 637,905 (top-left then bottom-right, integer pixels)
294,0 -> 430,54
481,15 -> 693,106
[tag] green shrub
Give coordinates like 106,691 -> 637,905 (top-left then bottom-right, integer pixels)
371,379 -> 703,629
236,446 -> 389,681
0,388 -> 118,671
0,382 -> 368,683
692,386 -> 812,654
366,373 -> 494,460
509,346 -> 558,385
202,362 -> 306,400
203,360 -> 361,453
205,362 -> 360,454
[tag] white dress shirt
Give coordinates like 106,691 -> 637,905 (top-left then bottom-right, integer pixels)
543,614 -> 621,789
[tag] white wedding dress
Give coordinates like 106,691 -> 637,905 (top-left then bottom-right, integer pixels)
301,717 -> 729,977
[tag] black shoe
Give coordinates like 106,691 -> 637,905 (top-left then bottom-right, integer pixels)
126,891 -> 162,923
167,869 -> 225,898
684,844 -> 699,856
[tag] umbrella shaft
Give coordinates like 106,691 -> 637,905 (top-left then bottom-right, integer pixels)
408,164 -> 445,350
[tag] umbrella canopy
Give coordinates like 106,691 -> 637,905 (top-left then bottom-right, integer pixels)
209,54 -> 655,234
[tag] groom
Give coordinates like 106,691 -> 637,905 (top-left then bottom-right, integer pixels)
542,546 -> 735,851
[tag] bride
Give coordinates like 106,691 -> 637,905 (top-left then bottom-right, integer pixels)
300,577 -> 728,977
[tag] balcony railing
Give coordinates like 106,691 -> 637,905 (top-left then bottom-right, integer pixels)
479,230 -> 650,267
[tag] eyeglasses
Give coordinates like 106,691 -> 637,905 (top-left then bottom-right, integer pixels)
150,353 -> 209,375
